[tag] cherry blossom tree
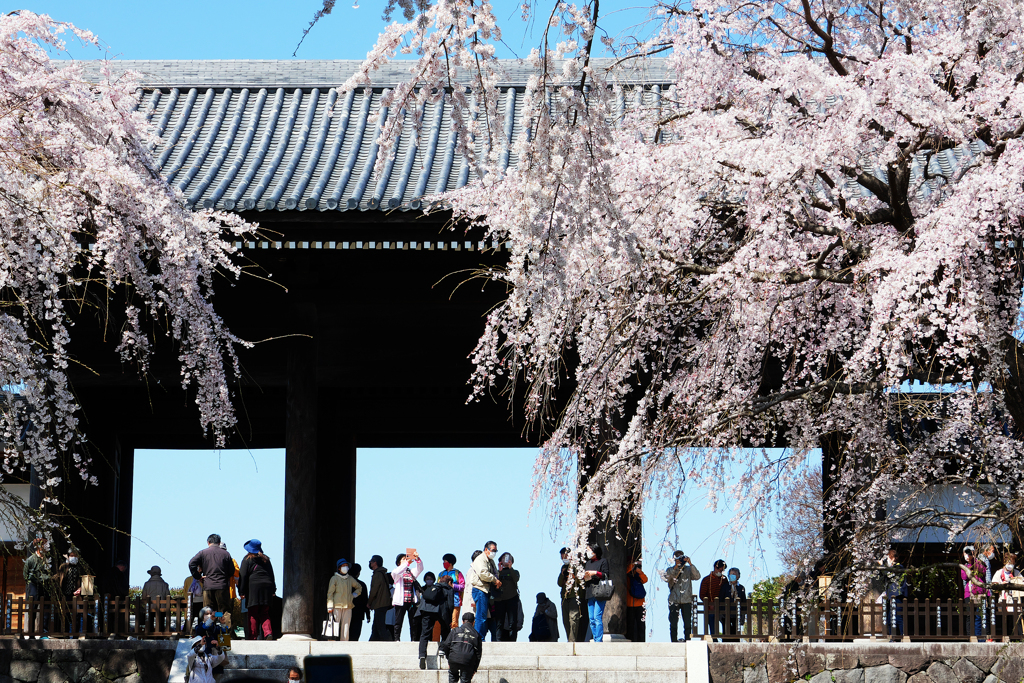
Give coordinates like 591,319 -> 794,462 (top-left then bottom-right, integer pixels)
313,0 -> 1024,587
0,12 -> 249,545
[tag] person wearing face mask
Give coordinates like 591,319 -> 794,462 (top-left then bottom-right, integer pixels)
716,567 -> 747,639
961,545 -> 989,638
439,554 -> 466,630
664,550 -> 701,642
881,548 -> 909,640
55,550 -> 85,633
327,558 -> 361,640
558,547 -> 587,642
193,606 -> 224,655
993,552 -> 1023,637
470,542 -> 502,637
493,552 -> 522,641
699,560 -> 727,641
583,544 -> 611,642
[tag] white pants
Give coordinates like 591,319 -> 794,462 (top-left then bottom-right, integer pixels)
331,608 -> 353,640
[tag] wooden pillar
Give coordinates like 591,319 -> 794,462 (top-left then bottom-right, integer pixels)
313,406 -> 356,620
282,304 -> 318,637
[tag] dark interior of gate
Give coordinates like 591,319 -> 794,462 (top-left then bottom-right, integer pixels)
57,60 -> 643,634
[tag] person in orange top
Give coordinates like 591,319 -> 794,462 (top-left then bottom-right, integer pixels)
698,559 -> 727,641
625,558 -> 648,642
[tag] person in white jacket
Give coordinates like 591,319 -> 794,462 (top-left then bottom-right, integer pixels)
994,552 -> 1023,637
327,558 -> 362,641
392,551 -> 424,641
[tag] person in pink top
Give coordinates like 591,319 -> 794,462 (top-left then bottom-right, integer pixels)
961,546 -> 989,638
392,551 -> 424,641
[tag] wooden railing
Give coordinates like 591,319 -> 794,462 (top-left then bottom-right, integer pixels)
689,598 -> 1024,641
4,594 -> 194,638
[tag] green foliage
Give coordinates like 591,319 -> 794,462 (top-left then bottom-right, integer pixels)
916,566 -> 960,600
752,575 -> 787,604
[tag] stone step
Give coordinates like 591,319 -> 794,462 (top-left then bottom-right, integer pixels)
218,669 -> 686,683
226,641 -> 689,658
223,652 -> 686,672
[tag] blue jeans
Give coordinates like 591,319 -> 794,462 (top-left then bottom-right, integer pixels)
587,598 -> 605,642
473,588 -> 490,635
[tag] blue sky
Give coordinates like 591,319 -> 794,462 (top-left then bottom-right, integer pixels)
28,0 -> 787,642
131,448 -> 788,643
29,0 -> 660,62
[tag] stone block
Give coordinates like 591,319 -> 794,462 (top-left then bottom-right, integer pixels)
809,670 -> 833,683
865,664 -> 908,683
101,651 -> 136,679
834,669 -> 866,683
927,663 -> 960,683
117,673 -> 142,683
11,661 -> 41,682
351,672 -> 387,683
241,655 -> 304,670
708,653 -> 746,683
49,653 -> 82,664
487,644 -> 574,656
981,676 -> 997,683
992,657 -> 1024,683
766,650 -> 798,682
967,661 -> 998,675
827,654 -> 860,670
538,657 -> 636,671
230,642 -> 311,656
134,650 -> 172,683
890,654 -> 931,676
953,658 -> 985,683
797,652 -> 826,678
585,672 -> 686,683
635,657 -> 687,672
219,670 -> 290,682
861,657 -> 892,668
477,657 -> 541,671
487,671 -> 587,683
36,665 -> 67,683
907,673 -> 933,683
575,644 -> 683,657
743,665 -> 768,683
390,670 -> 440,683
57,663 -> 88,683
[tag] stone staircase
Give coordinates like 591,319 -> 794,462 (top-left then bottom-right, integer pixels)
197,640 -> 692,683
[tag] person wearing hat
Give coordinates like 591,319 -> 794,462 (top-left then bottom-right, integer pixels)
327,558 -> 362,641
142,565 -> 171,633
143,566 -> 171,598
238,539 -> 276,640
664,550 -> 700,642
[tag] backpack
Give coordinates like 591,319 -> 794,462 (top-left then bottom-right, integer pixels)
422,583 -> 446,605
629,575 -> 647,599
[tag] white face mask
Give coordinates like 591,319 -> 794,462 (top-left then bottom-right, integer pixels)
204,617 -> 213,627
68,557 -> 78,565
340,567 -> 349,574
562,558 -> 571,565
1007,565 -> 1015,572
885,558 -> 893,566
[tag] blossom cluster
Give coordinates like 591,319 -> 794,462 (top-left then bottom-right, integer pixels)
0,13 -> 249,544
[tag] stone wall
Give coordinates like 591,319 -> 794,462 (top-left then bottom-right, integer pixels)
0,641 -> 176,683
709,643 -> 1024,683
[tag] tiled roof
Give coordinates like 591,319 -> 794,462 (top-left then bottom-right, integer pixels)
80,59 -> 669,213
79,60 -> 978,213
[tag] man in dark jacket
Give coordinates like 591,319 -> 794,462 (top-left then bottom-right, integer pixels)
367,555 -> 393,641
418,572 -> 455,668
188,533 -> 235,615
440,613 -> 482,683
529,592 -> 559,642
349,563 -> 370,641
